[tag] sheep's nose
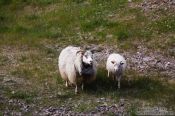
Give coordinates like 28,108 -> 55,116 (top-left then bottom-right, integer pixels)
114,67 -> 117,71
90,61 -> 93,64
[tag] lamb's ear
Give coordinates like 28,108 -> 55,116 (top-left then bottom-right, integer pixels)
120,61 -> 124,65
111,61 -> 115,64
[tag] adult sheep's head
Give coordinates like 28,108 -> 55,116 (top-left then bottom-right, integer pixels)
76,50 -> 94,66
83,50 -> 94,66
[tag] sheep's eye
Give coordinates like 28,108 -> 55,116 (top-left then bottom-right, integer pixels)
111,61 -> 115,64
84,55 -> 88,58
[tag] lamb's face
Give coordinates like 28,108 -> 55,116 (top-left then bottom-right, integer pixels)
82,51 -> 93,65
111,61 -> 124,72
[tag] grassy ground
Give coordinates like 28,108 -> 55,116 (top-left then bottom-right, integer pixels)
0,0 -> 175,115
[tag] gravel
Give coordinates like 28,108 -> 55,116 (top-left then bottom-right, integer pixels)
93,45 -> 175,78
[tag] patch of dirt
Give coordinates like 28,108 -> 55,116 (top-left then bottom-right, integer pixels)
1,97 -> 127,115
2,76 -> 25,86
129,0 -> 175,11
140,0 -> 175,12
33,98 -> 128,115
128,0 -> 175,20
1,97 -> 174,115
36,105 -> 125,115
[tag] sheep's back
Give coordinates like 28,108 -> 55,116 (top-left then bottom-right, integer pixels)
58,46 -> 81,73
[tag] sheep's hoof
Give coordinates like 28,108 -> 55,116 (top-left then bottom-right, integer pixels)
75,89 -> 79,94
75,91 -> 79,94
81,84 -> 84,91
65,82 -> 68,87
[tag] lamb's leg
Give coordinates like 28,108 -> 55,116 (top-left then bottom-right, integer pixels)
117,76 -> 121,89
75,85 -> 78,94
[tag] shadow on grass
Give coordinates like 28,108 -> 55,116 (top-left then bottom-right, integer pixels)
55,67 -> 175,108
82,68 -> 175,107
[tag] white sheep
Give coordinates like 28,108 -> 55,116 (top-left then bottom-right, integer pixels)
106,53 -> 127,89
58,46 -> 96,94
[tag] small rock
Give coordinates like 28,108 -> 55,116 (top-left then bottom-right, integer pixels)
106,34 -> 113,39
165,62 -> 171,69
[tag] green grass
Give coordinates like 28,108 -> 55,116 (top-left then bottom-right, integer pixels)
0,55 -> 9,66
8,91 -> 36,103
0,48 -> 175,113
0,112 -> 3,116
0,0 -> 129,46
86,68 -> 175,107
128,105 -> 137,116
0,0 -> 174,49
152,16 -> 175,33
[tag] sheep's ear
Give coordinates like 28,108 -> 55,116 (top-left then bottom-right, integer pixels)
90,49 -> 95,54
76,50 -> 85,55
80,46 -> 88,51
111,61 -> 115,64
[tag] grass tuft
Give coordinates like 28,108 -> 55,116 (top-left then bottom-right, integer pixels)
9,91 -> 35,103
152,16 -> 175,33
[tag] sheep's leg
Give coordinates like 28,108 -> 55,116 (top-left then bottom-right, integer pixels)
81,83 -> 84,91
65,81 -> 68,87
113,75 -> 115,81
108,71 -> 110,77
75,85 -> 78,94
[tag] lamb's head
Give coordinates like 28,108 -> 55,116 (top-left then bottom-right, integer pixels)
111,61 -> 124,72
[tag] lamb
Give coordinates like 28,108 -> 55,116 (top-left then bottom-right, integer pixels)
58,46 -> 96,94
106,53 -> 127,89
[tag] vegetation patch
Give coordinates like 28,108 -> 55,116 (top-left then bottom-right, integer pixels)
152,16 -> 175,33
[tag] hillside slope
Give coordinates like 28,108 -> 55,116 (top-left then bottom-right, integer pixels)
0,0 -> 175,115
